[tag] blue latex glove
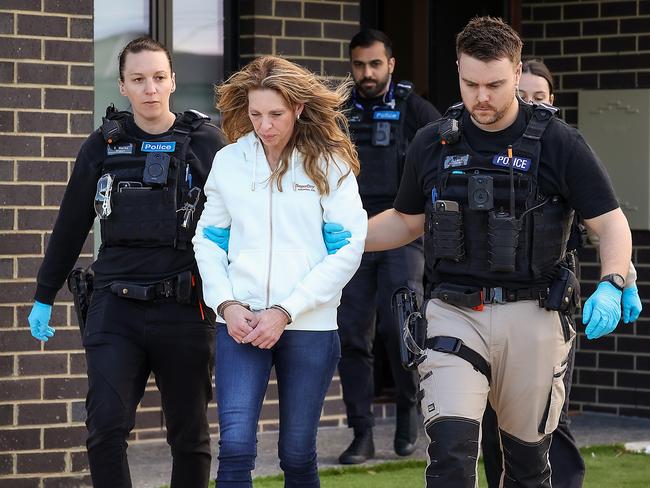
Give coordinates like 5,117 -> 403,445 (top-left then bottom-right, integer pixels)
323,222 -> 351,255
28,301 -> 55,342
622,283 -> 642,323
204,226 -> 230,253
582,281 -> 623,340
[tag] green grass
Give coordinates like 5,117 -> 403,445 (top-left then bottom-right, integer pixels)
163,445 -> 650,487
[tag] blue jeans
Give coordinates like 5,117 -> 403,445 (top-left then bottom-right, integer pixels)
215,325 -> 341,488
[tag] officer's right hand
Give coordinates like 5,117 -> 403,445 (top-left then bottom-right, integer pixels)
223,304 -> 259,344
582,281 -> 623,340
323,222 -> 351,255
203,226 -> 230,253
28,301 -> 55,342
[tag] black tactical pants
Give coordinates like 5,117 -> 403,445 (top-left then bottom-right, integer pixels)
83,289 -> 215,488
337,240 -> 424,430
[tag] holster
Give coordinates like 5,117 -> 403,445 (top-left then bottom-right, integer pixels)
67,267 -> 94,335
391,286 -> 427,370
543,265 -> 580,314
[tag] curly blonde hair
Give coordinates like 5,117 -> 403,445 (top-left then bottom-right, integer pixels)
216,55 -> 359,194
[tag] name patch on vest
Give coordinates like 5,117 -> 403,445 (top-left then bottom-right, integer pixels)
141,141 -> 176,153
107,143 -> 134,156
492,154 -> 531,172
373,110 -> 400,121
443,154 -> 470,169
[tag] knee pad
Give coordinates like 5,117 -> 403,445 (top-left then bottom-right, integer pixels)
425,417 -> 480,488
500,430 -> 552,488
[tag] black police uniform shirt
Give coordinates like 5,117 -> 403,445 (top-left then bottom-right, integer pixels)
34,114 -> 225,304
394,100 -> 619,289
352,90 -> 441,216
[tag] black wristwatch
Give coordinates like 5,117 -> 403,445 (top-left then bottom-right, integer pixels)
599,273 -> 626,291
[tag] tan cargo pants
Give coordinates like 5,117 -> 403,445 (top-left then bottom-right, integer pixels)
418,298 -> 575,483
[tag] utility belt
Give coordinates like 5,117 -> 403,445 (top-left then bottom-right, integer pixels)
427,265 -> 579,313
109,270 -> 194,304
427,283 -> 545,308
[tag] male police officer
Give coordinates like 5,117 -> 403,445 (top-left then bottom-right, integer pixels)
363,17 -> 632,487
337,29 -> 441,464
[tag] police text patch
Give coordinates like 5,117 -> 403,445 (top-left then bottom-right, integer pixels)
492,154 -> 531,172
107,143 -> 134,156
141,141 -> 176,152
373,110 -> 400,121
443,154 -> 470,169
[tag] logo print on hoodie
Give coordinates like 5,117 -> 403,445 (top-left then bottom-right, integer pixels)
294,183 -> 316,192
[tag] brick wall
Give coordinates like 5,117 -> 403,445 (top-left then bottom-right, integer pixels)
0,1 -> 363,485
522,0 -> 650,417
0,1 -> 96,485
239,0 -> 359,77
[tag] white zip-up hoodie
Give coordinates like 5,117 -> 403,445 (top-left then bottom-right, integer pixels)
193,131 -> 367,331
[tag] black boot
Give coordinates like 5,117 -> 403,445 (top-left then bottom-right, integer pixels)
338,428 -> 375,464
394,406 -> 418,456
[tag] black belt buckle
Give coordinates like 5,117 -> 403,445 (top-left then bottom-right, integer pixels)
159,279 -> 175,298
483,287 -> 505,304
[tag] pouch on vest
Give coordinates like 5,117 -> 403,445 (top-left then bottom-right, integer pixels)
430,202 -> 465,262
487,211 -> 521,272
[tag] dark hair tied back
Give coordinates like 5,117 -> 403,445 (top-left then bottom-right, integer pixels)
118,37 -> 173,81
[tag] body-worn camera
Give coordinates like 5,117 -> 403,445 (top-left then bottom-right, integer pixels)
143,152 -> 170,186
372,121 -> 391,146
468,174 -> 494,211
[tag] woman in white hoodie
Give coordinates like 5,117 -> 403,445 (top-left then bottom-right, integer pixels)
192,56 -> 367,487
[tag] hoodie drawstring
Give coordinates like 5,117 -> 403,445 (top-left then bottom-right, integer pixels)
249,137 -> 297,192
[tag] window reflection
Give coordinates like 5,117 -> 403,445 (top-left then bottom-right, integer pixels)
93,0 -> 149,127
172,1 -> 224,119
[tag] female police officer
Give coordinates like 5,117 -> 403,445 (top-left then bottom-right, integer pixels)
27,37 -> 224,488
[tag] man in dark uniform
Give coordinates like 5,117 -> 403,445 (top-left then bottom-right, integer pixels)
26,38 -> 224,488
363,17 -> 632,487
337,29 -> 441,464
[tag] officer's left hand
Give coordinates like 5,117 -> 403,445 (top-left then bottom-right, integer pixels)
241,308 -> 288,349
203,226 -> 230,253
28,301 -> 55,342
323,222 -> 351,255
582,281 -> 623,340
622,283 -> 642,323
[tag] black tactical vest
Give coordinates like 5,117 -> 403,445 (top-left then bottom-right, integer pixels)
347,81 -> 413,201
97,106 -> 209,250
424,102 -> 574,287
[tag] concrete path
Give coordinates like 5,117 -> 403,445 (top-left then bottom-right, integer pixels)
128,412 -> 650,488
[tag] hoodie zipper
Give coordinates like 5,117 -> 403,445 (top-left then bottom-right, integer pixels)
265,182 -> 273,308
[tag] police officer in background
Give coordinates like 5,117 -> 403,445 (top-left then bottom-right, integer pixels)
26,37 -> 224,488
362,17 -> 632,486
336,29 -> 441,464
